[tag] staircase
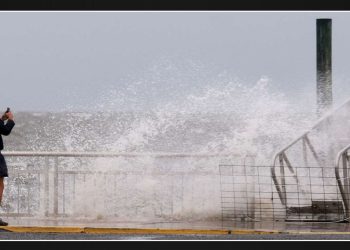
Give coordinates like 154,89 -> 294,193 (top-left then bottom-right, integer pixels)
271,98 -> 350,222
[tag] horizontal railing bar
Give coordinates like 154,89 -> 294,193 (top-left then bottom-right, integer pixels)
272,97 -> 350,160
220,165 -> 337,169
2,151 -> 246,158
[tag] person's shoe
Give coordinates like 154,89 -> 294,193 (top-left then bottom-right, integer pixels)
0,218 -> 8,226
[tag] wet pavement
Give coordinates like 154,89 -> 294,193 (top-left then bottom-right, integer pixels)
2,231 -> 350,240
1,216 -> 350,234
0,214 -> 350,241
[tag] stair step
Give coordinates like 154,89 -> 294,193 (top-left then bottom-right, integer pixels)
287,200 -> 344,215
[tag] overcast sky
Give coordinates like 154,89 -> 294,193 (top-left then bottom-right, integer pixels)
1,11 -> 350,112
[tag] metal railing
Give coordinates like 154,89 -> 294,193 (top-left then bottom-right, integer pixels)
0,151 -> 243,220
2,151 -> 240,158
271,134 -> 324,207
271,97 -> 350,211
334,144 -> 350,219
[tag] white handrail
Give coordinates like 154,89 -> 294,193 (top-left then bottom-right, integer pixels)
1,151 -> 252,158
334,143 -> 350,217
272,96 -> 350,165
271,97 -> 350,206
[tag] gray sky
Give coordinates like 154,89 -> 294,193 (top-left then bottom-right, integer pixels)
1,11 -> 350,112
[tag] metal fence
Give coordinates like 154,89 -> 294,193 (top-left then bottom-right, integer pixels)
219,163 -> 346,222
4,150 -> 346,223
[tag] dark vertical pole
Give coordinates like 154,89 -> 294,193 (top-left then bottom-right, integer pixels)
317,19 -> 332,117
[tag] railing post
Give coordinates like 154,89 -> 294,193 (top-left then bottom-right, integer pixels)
279,154 -> 287,207
53,156 -> 59,216
344,152 -> 350,218
44,157 -> 50,217
302,137 -> 308,167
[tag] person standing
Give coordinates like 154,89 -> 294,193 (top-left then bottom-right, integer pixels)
0,108 -> 15,226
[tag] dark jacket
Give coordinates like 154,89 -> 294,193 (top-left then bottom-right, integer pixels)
0,119 -> 15,150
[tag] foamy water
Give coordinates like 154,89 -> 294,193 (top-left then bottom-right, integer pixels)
2,61 -> 321,222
